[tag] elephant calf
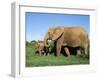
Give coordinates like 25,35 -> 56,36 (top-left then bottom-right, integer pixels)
35,42 -> 44,56
34,41 -> 51,56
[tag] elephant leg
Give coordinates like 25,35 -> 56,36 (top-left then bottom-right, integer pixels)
56,44 -> 61,56
45,47 -> 49,56
76,50 -> 81,56
84,44 -> 88,55
47,47 -> 50,56
39,50 -> 41,56
85,47 -> 88,55
64,47 -> 70,56
47,53 -> 49,56
56,33 -> 64,56
46,52 -> 50,56
56,40 -> 62,56
43,52 -> 46,56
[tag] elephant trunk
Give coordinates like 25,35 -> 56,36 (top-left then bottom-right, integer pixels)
44,39 -> 50,47
44,32 -> 49,47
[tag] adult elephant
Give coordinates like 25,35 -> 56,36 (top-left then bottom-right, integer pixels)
44,26 -> 89,56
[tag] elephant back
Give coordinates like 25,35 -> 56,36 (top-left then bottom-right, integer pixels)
63,27 -> 88,47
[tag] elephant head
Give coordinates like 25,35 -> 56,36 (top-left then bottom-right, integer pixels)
44,26 -> 66,56
46,27 -> 64,41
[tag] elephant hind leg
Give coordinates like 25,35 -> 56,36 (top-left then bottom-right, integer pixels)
76,47 -> 81,56
84,45 -> 88,55
83,44 -> 88,55
76,49 -> 81,56
64,47 -> 70,56
85,47 -> 88,55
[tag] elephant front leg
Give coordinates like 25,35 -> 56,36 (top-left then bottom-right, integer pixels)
56,40 -> 62,56
64,47 -> 70,56
39,50 -> 42,56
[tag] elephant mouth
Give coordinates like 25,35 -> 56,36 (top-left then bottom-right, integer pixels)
52,38 -> 55,41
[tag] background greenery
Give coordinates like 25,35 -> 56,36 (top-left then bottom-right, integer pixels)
26,40 -> 89,67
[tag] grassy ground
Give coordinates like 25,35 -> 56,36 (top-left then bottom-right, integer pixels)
26,42 -> 89,67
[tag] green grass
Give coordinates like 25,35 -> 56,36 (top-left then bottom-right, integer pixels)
26,43 -> 89,67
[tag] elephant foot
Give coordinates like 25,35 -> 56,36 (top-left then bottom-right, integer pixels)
47,53 -> 50,56
56,53 -> 60,56
85,48 -> 88,55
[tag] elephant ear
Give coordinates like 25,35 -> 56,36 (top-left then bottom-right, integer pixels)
52,27 -> 64,40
